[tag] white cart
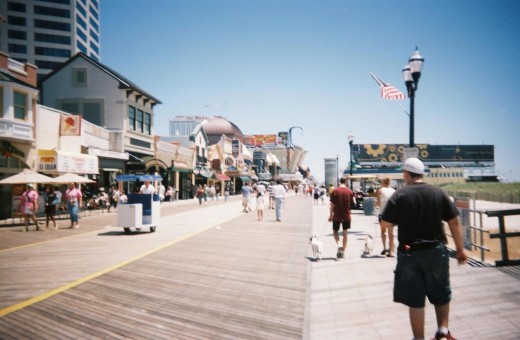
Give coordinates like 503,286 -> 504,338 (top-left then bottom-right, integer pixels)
116,174 -> 162,234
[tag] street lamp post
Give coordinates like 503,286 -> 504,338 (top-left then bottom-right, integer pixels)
402,48 -> 424,148
348,132 -> 355,190
336,153 -> 339,186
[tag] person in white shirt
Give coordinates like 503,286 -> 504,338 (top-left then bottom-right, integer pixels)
273,179 -> 286,222
376,177 -> 396,256
139,181 -> 156,194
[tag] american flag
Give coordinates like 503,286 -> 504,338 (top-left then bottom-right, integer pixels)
370,73 -> 406,100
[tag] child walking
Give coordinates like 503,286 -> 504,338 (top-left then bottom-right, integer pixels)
256,192 -> 264,221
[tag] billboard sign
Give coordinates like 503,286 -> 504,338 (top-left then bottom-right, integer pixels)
244,134 -> 278,148
356,144 -> 494,163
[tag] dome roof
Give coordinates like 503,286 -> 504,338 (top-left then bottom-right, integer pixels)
202,117 -> 245,144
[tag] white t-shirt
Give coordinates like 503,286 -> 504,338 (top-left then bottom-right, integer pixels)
273,184 -> 286,198
379,187 -> 396,211
256,184 -> 266,195
140,183 -> 156,194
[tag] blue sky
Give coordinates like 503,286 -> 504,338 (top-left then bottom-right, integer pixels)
100,0 -> 520,182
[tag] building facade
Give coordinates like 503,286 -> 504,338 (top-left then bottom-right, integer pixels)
0,0 -> 101,81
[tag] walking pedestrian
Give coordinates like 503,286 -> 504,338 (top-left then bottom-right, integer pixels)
376,177 -> 396,256
256,192 -> 264,221
20,183 -> 40,231
380,158 -> 467,340
108,184 -> 120,212
273,179 -> 286,221
241,182 -> 253,212
44,185 -> 58,229
65,182 -> 82,229
267,180 -> 275,209
328,176 -> 355,259
224,183 -> 230,202
196,185 -> 204,205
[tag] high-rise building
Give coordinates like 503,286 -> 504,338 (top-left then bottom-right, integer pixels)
0,0 -> 100,81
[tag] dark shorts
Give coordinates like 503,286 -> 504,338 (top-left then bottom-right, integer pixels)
393,244 -> 451,308
45,204 -> 56,215
332,220 -> 351,231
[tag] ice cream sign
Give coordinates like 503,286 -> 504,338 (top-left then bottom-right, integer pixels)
38,150 -> 98,174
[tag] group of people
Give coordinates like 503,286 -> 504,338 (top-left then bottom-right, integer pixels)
326,158 -> 467,340
195,184 -> 224,204
239,180 -> 287,222
20,182 -> 83,231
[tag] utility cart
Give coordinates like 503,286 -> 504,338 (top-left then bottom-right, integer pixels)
116,174 -> 162,234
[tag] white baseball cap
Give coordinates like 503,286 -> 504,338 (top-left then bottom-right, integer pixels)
27,183 -> 35,188
402,157 -> 425,175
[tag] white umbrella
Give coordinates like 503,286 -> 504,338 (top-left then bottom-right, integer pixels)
0,169 -> 55,184
52,172 -> 95,184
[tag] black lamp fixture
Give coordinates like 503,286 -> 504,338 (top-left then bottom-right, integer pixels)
336,153 -> 339,186
348,132 -> 355,190
402,48 -> 424,148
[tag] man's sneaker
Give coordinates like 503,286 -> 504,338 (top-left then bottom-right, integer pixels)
336,247 -> 344,259
433,330 -> 456,340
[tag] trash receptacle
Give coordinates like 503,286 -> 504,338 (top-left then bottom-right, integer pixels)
363,197 -> 376,215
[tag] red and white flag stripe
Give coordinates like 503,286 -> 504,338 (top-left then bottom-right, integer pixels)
370,73 -> 406,100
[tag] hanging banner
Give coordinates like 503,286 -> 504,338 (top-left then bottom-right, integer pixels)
60,114 -> 82,136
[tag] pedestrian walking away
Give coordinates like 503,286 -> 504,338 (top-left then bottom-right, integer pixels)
241,182 -> 253,212
380,157 -> 467,340
256,192 -> 265,221
273,179 -> 286,221
328,176 -> 355,259
44,185 -> 58,229
65,182 -> 82,229
20,183 -> 40,231
376,177 -> 396,256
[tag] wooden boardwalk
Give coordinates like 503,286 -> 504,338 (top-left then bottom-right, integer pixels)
0,195 -> 519,339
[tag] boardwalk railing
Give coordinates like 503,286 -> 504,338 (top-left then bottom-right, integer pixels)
486,209 -> 520,266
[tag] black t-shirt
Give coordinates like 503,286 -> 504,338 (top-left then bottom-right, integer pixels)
381,182 -> 459,245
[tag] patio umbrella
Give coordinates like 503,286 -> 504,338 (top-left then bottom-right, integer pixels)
0,169 -> 55,184
52,172 -> 95,184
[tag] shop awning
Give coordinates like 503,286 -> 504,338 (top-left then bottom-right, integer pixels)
38,149 -> 98,174
216,173 -> 231,181
239,176 -> 251,182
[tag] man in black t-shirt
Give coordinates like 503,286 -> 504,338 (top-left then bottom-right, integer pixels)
381,158 -> 467,340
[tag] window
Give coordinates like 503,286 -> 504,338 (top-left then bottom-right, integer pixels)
8,44 -> 27,53
128,106 -> 136,131
144,113 -> 151,135
136,110 -> 144,133
89,41 -> 99,54
76,1 -> 87,17
7,2 -> 26,12
13,91 -> 27,120
76,27 -> 87,41
76,14 -> 86,29
35,33 -> 70,45
83,102 -> 102,125
36,59 -> 64,70
90,29 -> 99,43
60,102 -> 79,114
8,16 -> 26,26
77,40 -> 87,54
34,5 -> 70,18
8,30 -> 26,40
34,19 -> 70,31
72,68 -> 87,87
35,46 -> 70,57
89,17 -> 99,31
